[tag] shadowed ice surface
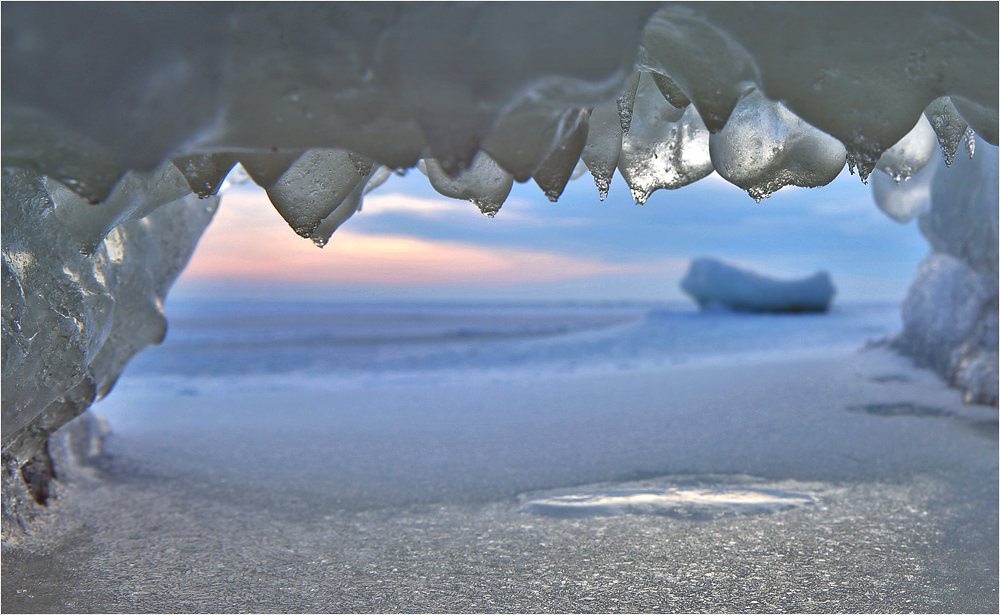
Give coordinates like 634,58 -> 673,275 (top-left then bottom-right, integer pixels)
2,301 -> 997,613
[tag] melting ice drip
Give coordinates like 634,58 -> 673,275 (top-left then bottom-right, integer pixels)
1,3 -> 997,501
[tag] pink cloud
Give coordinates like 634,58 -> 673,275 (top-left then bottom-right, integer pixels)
181,190 -> 647,286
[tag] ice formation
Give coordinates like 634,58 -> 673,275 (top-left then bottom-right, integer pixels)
1,3 -> 997,530
874,144 -> 999,405
680,258 -> 836,313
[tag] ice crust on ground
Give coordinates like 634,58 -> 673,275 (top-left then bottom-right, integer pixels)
680,258 -> 836,314
1,2 -> 998,525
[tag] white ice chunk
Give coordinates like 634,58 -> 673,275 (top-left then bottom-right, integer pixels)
618,74 -> 712,204
920,143 -> 999,276
894,252 -> 998,405
900,253 -> 994,352
875,115 -> 937,183
870,152 -> 936,224
709,89 -> 846,202
680,258 -> 835,313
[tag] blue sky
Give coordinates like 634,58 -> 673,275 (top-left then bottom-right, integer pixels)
173,162 -> 930,304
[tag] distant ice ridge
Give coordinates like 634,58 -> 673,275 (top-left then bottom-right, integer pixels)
1,2 -> 998,529
680,258 -> 835,313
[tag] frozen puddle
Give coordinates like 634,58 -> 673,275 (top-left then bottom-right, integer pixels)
520,478 -> 819,520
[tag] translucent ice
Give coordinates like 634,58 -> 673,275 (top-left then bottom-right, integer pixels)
924,97 -> 971,167
616,71 -> 642,136
709,89 -> 846,202
618,74 -> 712,205
581,99 -> 623,201
423,153 -> 514,217
310,177 -> 369,248
264,149 -> 367,238
638,6 -> 759,133
870,153 -> 935,224
2,168 -> 216,464
874,115 -> 937,184
532,109 -> 590,202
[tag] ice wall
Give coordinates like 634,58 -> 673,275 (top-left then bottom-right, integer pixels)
1,2 -> 998,518
873,144 -> 999,405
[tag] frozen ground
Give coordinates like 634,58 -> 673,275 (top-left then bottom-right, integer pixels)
2,343 -> 997,613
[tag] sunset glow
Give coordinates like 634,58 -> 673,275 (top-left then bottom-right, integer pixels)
182,189 -> 647,286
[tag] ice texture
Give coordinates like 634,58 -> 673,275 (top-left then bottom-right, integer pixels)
637,6 -> 759,133
920,144 -> 998,277
618,74 -> 712,204
2,169 -> 217,468
265,149 -> 369,239
893,254 -> 998,405
2,3 -> 995,229
924,97 -> 972,167
709,90 -> 846,202
423,153 -> 514,217
870,153 -> 935,224
1,2 -> 998,519
689,3 -> 997,183
680,258 -> 835,314
884,144 -> 999,405
874,115 -> 937,184
580,99 -> 622,200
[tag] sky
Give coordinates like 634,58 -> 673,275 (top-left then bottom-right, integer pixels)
171,161 -> 931,304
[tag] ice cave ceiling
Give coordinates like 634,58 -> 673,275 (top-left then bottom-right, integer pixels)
1,2 -> 998,464
3,2 -> 997,243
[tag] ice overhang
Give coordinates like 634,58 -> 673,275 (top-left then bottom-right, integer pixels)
1,2 -> 997,251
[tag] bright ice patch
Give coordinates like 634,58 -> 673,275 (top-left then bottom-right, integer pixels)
521,480 -> 817,520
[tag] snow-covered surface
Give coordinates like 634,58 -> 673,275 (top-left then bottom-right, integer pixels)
680,258 -> 835,313
3,334 -> 996,611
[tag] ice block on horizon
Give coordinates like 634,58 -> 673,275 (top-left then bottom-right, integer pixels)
680,258 -> 835,313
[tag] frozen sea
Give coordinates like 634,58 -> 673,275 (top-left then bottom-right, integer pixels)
3,300 -> 997,613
